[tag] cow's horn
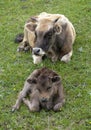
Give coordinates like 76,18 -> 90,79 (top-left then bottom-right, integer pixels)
31,17 -> 38,22
54,17 -> 60,23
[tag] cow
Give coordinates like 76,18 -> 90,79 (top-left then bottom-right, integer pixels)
16,12 -> 76,64
12,67 -> 65,112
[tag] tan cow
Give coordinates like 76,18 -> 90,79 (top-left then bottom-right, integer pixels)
12,67 -> 65,112
16,12 -> 76,64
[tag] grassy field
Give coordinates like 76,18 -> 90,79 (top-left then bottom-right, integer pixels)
0,0 -> 91,130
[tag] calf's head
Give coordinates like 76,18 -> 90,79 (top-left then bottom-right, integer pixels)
28,72 -> 61,110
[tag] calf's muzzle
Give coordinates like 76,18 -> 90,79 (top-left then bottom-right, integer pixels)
41,97 -> 48,103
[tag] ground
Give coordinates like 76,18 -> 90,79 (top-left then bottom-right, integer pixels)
0,0 -> 91,130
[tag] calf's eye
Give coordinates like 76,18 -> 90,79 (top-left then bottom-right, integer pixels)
37,88 -> 41,92
47,86 -> 51,90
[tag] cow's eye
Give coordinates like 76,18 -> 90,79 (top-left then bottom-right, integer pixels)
35,31 -> 37,37
47,32 -> 52,37
46,31 -> 53,39
47,86 -> 51,90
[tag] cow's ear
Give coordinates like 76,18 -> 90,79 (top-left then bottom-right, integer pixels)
54,24 -> 62,34
27,78 -> 37,84
26,23 -> 37,32
53,17 -> 62,34
54,17 -> 67,34
54,17 -> 60,23
60,17 -> 67,30
31,17 -> 38,23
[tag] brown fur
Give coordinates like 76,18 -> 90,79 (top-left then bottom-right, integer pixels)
17,12 -> 76,63
12,67 -> 65,112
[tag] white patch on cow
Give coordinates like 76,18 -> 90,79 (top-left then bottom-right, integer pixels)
32,55 -> 42,64
61,50 -> 73,63
32,48 -> 45,64
59,16 -> 68,25
38,48 -> 45,55
39,12 -> 48,18
17,48 -> 20,52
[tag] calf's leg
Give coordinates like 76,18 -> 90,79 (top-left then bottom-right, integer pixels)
12,82 -> 31,112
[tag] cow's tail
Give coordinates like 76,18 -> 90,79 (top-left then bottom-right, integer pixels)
14,33 -> 24,43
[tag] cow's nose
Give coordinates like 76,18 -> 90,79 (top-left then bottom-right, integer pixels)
33,48 -> 40,55
41,97 -> 47,102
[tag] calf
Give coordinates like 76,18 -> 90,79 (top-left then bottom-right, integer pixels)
12,67 -> 65,112
17,12 -> 76,64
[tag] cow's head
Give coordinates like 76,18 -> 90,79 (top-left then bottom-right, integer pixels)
29,17 -> 65,64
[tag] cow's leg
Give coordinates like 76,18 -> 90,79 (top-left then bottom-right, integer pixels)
12,82 -> 31,112
51,55 -> 58,62
17,41 -> 30,52
61,50 -> 73,63
48,49 -> 58,62
17,28 -> 29,52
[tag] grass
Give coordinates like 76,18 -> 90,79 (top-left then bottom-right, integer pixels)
0,0 -> 91,129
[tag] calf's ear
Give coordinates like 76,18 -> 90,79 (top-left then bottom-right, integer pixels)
49,76 -> 61,83
27,78 -> 37,84
52,76 -> 60,82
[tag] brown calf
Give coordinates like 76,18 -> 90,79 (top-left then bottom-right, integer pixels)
12,67 -> 65,112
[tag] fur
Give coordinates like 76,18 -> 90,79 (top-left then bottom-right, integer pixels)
12,67 -> 65,112
16,12 -> 76,64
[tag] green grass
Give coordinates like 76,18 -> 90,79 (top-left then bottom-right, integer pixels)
0,0 -> 91,130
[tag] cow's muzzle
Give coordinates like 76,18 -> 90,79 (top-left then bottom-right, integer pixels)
32,47 -> 46,64
32,47 -> 45,56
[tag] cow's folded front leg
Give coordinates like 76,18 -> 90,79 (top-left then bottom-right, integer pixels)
23,98 -> 40,112
17,41 -> 29,52
24,45 -> 32,52
51,56 -> 58,62
47,50 -> 58,62
61,50 -> 73,63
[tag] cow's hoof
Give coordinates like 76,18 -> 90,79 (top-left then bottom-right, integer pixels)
17,47 -> 24,52
24,46 -> 30,52
61,56 -> 71,63
51,56 -> 58,62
